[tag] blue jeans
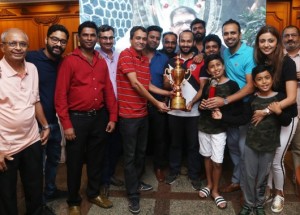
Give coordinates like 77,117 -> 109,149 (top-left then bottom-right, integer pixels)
226,124 -> 248,185
119,116 -> 148,199
44,123 -> 62,196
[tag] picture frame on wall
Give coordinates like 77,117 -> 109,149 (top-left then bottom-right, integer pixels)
73,32 -> 79,50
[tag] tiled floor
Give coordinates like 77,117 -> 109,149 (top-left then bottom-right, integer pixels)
17,151 -> 300,215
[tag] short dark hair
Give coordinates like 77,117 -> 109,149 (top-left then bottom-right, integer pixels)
130,26 -> 147,39
179,30 -> 194,41
47,24 -> 69,40
170,6 -> 197,25
147,25 -> 163,34
190,18 -> 206,30
203,34 -> 222,49
162,31 -> 178,41
205,53 -> 224,66
222,19 -> 241,33
78,21 -> 98,35
98,24 -> 115,35
252,64 -> 274,81
282,25 -> 300,36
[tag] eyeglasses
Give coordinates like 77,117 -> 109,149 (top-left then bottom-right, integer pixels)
99,36 -> 115,41
283,34 -> 299,38
2,41 -> 28,48
172,20 -> 193,28
49,36 -> 68,45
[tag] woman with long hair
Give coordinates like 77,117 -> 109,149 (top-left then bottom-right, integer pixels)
253,25 -> 298,213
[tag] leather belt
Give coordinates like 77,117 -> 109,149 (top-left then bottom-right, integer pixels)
69,109 -> 101,117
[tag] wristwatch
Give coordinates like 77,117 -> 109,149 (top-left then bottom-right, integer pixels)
223,97 -> 229,105
264,108 -> 271,115
42,125 -> 50,130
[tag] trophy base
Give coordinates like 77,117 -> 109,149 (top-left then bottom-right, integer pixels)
170,97 -> 186,110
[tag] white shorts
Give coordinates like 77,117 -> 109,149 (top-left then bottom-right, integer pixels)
198,130 -> 227,164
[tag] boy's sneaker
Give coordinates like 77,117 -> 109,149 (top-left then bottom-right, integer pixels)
271,195 -> 284,213
255,206 -> 266,215
128,198 -> 140,214
139,182 -> 153,191
190,178 -> 202,191
165,173 -> 178,185
238,205 -> 252,215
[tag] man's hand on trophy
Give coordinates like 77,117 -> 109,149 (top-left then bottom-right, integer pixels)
186,101 -> 193,112
156,101 -> 171,113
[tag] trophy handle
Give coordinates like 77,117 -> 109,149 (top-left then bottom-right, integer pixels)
164,68 -> 174,85
185,69 -> 192,81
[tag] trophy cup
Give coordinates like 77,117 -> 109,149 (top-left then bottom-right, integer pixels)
164,56 -> 191,110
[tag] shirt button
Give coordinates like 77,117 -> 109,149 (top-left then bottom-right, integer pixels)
94,88 -> 97,90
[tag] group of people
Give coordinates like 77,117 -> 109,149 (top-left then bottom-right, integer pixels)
0,16 -> 299,215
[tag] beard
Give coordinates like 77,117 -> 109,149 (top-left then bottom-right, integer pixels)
194,33 -> 205,42
179,46 -> 193,55
46,44 -> 64,59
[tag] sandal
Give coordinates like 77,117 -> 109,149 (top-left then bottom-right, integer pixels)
214,196 -> 227,209
198,187 -> 211,198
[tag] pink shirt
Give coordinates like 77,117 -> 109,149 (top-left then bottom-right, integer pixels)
0,57 -> 40,156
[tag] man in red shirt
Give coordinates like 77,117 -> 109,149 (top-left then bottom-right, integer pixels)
55,21 -> 117,215
117,26 -> 171,214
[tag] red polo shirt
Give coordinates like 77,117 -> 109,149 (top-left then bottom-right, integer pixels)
117,47 -> 150,118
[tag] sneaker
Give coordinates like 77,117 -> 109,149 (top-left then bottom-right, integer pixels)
128,198 -> 140,214
238,205 -> 252,215
139,181 -> 153,191
44,189 -> 68,202
255,206 -> 266,215
271,195 -> 284,213
165,174 -> 178,185
190,178 -> 202,191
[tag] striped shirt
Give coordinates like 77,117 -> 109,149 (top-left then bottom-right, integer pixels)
117,47 -> 150,118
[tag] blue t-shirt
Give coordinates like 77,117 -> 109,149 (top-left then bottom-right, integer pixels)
26,49 -> 61,124
150,51 -> 169,100
223,42 -> 256,89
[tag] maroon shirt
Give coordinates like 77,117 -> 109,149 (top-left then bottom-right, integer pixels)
55,48 -> 117,129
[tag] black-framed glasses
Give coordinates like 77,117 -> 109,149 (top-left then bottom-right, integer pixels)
49,36 -> 68,45
99,36 -> 115,41
2,41 -> 28,48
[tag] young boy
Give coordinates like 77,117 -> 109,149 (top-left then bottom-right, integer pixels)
213,65 -> 292,215
197,54 -> 242,209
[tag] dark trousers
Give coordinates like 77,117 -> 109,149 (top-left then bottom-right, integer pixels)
66,108 -> 108,206
119,116 -> 148,199
44,123 -> 62,196
0,141 -> 43,215
148,105 -> 168,170
168,115 -> 201,180
100,124 -> 122,185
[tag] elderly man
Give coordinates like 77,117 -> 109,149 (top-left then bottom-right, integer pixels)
0,28 -> 50,215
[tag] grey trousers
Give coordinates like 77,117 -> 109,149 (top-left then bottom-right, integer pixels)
241,144 -> 275,207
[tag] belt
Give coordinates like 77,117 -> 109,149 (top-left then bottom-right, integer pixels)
69,109 -> 102,117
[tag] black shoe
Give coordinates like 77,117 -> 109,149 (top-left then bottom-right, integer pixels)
190,178 -> 202,191
110,176 -> 124,186
139,181 -> 153,191
128,198 -> 140,214
44,189 -> 68,202
239,205 -> 252,215
42,205 -> 56,215
165,174 -> 178,185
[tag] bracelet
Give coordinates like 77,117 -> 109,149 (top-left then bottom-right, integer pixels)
42,125 -> 50,130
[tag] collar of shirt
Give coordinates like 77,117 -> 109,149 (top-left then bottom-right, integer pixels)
72,47 -> 100,66
1,57 -> 28,78
284,48 -> 300,58
98,48 -> 118,63
129,46 -> 149,62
